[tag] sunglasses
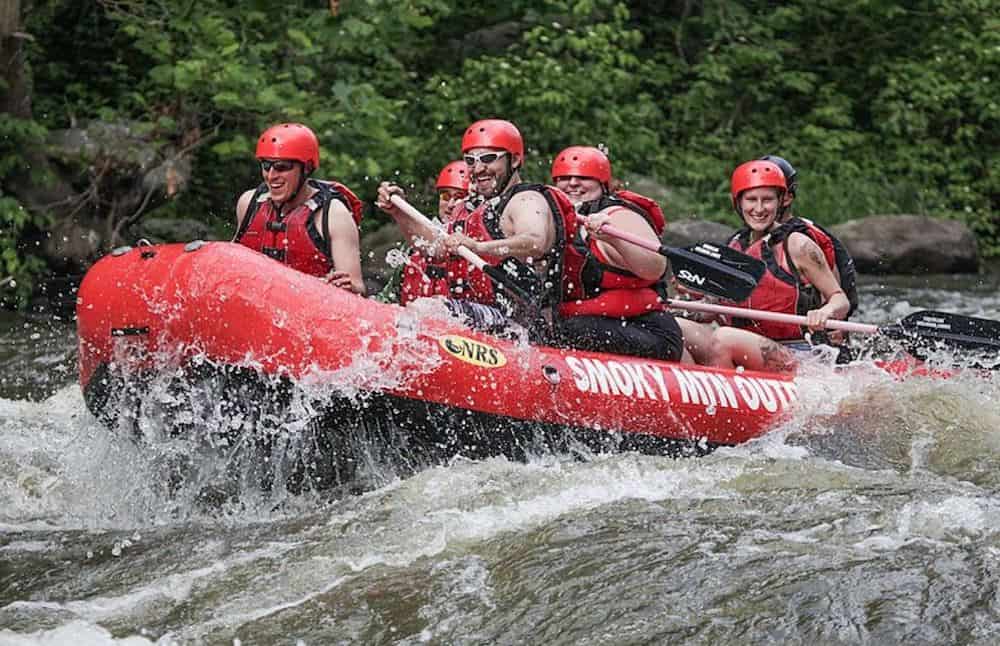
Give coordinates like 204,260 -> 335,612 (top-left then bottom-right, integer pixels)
463,151 -> 507,166
259,159 -> 297,173
438,190 -> 468,202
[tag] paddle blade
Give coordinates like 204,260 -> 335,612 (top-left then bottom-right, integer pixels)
664,243 -> 765,301
897,310 -> 1000,352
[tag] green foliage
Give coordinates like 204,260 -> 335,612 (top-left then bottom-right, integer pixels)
0,115 -> 51,305
12,0 -> 1000,269
642,0 -> 999,237
416,1 -> 666,194
0,194 -> 49,308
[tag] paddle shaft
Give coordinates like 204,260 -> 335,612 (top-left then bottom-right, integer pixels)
577,216 -> 661,255
390,195 -> 544,307
578,216 -> 729,262
390,195 -> 486,271
666,299 -> 880,335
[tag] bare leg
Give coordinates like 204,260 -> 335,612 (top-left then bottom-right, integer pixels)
676,318 -> 719,366
711,326 -> 797,373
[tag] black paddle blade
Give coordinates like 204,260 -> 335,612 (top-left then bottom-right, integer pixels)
664,242 -> 766,301
483,256 -> 543,305
897,310 -> 1000,352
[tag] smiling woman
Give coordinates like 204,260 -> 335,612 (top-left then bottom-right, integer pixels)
674,160 -> 854,373
549,145 -> 684,363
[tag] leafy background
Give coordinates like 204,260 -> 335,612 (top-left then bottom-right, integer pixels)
2,0 -> 997,305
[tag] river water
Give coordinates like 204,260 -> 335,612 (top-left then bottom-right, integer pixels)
2,274 -> 1000,645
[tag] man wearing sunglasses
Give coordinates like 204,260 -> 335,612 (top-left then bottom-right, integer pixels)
377,119 -> 577,335
235,122 -> 366,294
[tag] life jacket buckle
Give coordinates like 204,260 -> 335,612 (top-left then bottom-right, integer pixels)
266,221 -> 288,232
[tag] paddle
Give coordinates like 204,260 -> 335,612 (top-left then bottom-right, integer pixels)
882,310 -> 1000,352
577,216 -> 765,301
390,195 -> 542,306
666,299 -> 1000,352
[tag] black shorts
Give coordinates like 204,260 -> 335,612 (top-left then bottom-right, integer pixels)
554,310 -> 684,362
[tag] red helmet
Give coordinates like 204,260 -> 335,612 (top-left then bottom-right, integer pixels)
435,161 -> 469,191
256,123 -> 320,172
551,146 -> 612,185
461,119 -> 524,158
730,160 -> 787,205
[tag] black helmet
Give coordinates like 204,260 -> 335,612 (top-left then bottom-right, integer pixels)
760,155 -> 798,195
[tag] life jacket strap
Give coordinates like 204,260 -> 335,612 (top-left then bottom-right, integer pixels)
262,247 -> 286,261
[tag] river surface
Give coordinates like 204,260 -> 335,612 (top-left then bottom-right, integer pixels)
2,274 -> 1000,645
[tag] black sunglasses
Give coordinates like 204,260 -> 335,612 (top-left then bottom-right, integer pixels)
259,159 -> 297,173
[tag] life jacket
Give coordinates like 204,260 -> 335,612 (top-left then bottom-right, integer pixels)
399,204 -> 475,306
235,179 -> 363,278
728,217 -> 849,340
448,184 -> 578,312
560,191 -> 668,319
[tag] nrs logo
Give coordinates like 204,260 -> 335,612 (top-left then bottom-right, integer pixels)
440,335 -> 507,368
677,269 -> 705,286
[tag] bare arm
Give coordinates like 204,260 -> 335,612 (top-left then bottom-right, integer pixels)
234,189 -> 256,240
587,207 -> 668,281
323,201 -> 366,295
456,190 -> 555,261
787,232 -> 850,329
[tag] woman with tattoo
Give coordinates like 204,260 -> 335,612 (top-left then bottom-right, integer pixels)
690,159 -> 851,372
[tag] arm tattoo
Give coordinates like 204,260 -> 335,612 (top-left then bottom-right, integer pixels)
806,245 -> 825,267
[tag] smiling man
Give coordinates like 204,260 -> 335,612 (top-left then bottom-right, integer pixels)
234,122 -> 366,294
377,119 -> 577,335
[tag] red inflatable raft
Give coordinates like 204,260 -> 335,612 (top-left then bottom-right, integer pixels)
77,242 -> 808,450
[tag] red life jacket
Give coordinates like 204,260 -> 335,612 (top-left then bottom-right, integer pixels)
560,191 -> 668,319
614,190 -> 666,233
448,184 -> 578,310
399,204 -> 475,305
728,218 -> 840,340
235,179 -> 363,278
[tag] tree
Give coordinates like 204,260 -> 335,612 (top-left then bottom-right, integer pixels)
1,0 -> 997,311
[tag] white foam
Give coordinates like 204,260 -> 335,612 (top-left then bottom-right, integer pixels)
0,621 -> 158,645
